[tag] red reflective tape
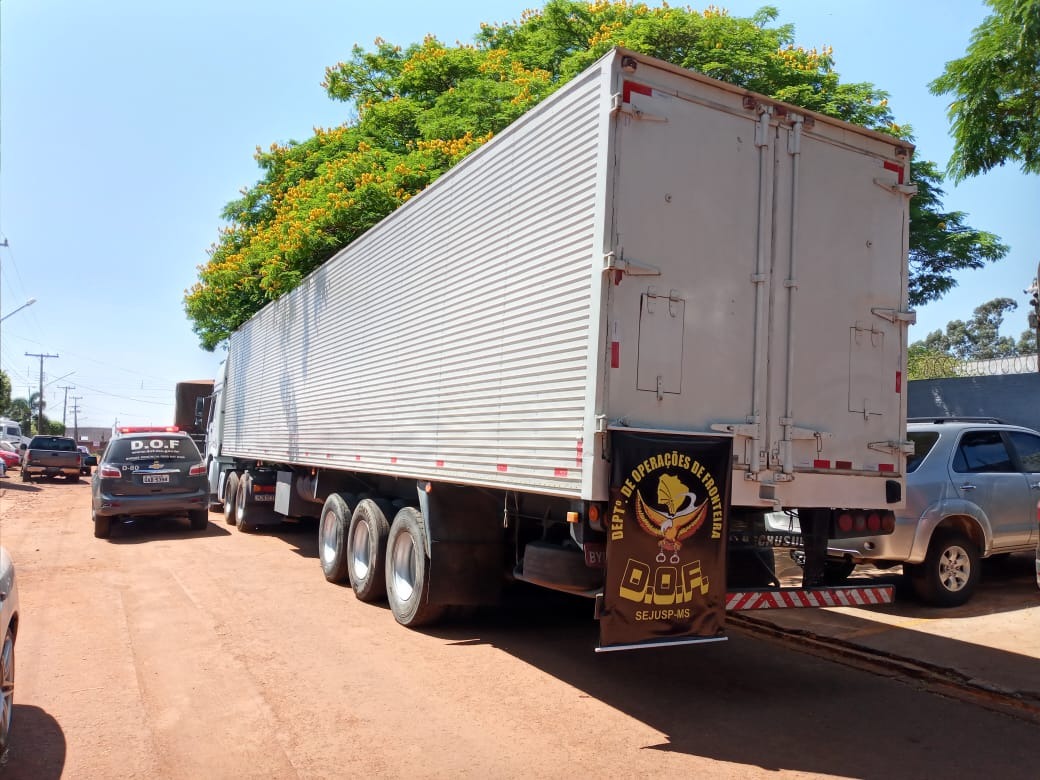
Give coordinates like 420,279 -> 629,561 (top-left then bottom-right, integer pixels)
576,438 -> 583,466
554,468 -> 568,477
611,342 -> 620,368
878,463 -> 895,472
622,80 -> 652,103
883,160 -> 905,184
836,460 -> 853,470
390,457 -> 397,464
896,370 -> 902,393
497,464 -> 508,473
436,460 -> 444,467
355,455 -> 361,461
813,459 -> 830,469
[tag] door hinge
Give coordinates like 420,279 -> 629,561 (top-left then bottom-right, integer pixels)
871,307 -> 917,325
604,251 -> 660,278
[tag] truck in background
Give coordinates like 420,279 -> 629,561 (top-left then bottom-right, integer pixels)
204,49 -> 914,650
21,435 -> 82,483
0,418 -> 29,448
174,380 -> 214,452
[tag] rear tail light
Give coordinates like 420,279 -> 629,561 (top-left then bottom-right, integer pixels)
881,511 -> 896,532
837,512 -> 853,533
253,483 -> 275,495
866,512 -> 881,532
189,463 -> 207,476
100,465 -> 121,478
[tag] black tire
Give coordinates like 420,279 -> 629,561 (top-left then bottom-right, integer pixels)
20,469 -> 30,483
823,559 -> 857,586
0,627 -> 14,757
318,494 -> 353,583
385,507 -> 444,627
189,508 -> 209,531
910,530 -> 980,607
93,509 -> 112,539
347,499 -> 390,602
222,472 -> 240,526
522,542 -> 601,590
235,473 -> 258,533
68,474 -> 80,483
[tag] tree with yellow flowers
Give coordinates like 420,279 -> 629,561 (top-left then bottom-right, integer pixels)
186,1 -> 1006,350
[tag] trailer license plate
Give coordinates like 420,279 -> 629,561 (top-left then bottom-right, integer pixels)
254,494 -> 274,502
142,474 -> 169,484
584,542 -> 606,568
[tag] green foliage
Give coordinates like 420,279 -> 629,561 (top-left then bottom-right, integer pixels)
912,297 -> 1025,361
0,372 -> 11,416
930,0 -> 1040,180
907,159 -> 1008,306
907,343 -> 960,380
186,1 -> 1010,349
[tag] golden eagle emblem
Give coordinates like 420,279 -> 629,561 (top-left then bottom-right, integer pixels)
634,473 -> 708,563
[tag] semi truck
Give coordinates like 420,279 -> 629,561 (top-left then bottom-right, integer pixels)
204,48 -> 915,650
174,380 -> 214,451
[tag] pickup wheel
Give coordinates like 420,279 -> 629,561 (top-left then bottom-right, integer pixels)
68,474 -> 80,483
318,494 -> 353,583
911,530 -> 980,607
222,472 -> 240,525
347,499 -> 390,602
189,509 -> 209,531
93,509 -> 112,539
20,469 -> 30,484
386,507 -> 444,627
823,559 -> 856,585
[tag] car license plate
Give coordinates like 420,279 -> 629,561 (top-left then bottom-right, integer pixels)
142,474 -> 170,484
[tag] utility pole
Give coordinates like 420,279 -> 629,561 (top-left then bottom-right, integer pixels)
59,384 -> 75,428
25,352 -> 58,434
72,396 -> 83,441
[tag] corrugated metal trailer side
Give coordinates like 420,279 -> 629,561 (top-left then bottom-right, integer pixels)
223,63 -> 614,499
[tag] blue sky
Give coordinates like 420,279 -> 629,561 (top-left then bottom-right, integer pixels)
0,0 -> 1036,430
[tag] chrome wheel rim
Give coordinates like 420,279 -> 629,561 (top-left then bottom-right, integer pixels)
0,633 -> 13,751
390,531 -> 417,603
319,509 -> 338,565
938,544 -> 971,592
350,520 -> 371,580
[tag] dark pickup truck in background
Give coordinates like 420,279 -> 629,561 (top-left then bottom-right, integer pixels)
21,435 -> 83,483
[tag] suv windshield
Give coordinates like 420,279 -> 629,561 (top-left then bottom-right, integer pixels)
106,435 -> 201,463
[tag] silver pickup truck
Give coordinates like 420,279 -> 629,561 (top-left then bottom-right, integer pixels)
21,435 -> 83,483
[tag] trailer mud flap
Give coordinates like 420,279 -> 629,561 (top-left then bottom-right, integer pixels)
598,431 -> 732,651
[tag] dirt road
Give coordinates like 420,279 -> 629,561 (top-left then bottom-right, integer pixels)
2,479 -> 1038,779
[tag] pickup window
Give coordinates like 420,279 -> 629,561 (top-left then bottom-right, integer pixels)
27,437 -> 78,452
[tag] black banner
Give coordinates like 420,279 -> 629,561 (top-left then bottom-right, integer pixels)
599,431 -> 732,650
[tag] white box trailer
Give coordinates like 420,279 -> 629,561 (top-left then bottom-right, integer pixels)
207,48 -> 914,649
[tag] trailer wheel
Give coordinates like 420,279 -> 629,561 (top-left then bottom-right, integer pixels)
910,530 -> 979,607
234,473 -> 258,533
348,499 -> 390,602
318,494 -> 353,583
386,507 -> 444,627
222,472 -> 240,526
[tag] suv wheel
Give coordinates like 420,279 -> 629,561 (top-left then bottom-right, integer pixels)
910,530 -> 979,607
